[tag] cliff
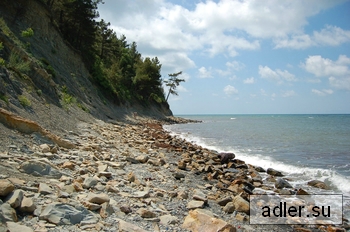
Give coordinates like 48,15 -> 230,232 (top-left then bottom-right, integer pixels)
0,0 -> 173,135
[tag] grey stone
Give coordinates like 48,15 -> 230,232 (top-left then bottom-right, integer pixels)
275,178 -> 293,189
20,160 -> 62,178
266,168 -> 284,176
159,214 -> 178,225
6,190 -> 24,208
39,203 -> 97,225
186,200 -> 204,210
0,203 -> 17,222
83,177 -> 98,189
6,222 -> 33,232
38,183 -> 53,195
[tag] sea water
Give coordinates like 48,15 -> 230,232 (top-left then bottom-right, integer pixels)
164,114 -> 350,219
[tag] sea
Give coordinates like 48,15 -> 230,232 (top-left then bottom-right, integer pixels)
164,114 -> 350,220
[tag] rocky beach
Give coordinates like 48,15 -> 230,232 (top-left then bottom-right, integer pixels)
0,113 -> 348,232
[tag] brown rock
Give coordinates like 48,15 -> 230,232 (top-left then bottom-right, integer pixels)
20,197 -> 36,213
117,219 -> 147,232
223,202 -> 235,213
235,213 -> 248,222
307,180 -> 330,190
233,195 -> 249,214
6,222 -> 33,232
127,172 -> 136,182
178,160 -> 187,170
186,200 -> 204,210
182,209 -> 236,232
136,208 -> 156,218
266,168 -> 284,176
87,193 -> 110,204
0,179 -> 15,197
61,161 -> 75,170
120,205 -> 132,214
217,197 -> 232,206
296,188 -> 309,195
39,144 -> 51,153
6,189 -> 24,208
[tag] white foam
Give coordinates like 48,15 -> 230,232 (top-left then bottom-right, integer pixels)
164,124 -> 350,196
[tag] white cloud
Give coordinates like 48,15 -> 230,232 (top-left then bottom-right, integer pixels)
198,67 -> 212,78
314,25 -> 350,46
259,66 -> 297,84
243,77 -> 255,84
302,55 -> 350,90
329,77 -> 350,91
99,0 -> 346,72
282,90 -> 296,97
226,61 -> 245,71
302,55 -> 350,77
311,89 -> 334,96
274,25 -> 350,49
224,85 -> 238,96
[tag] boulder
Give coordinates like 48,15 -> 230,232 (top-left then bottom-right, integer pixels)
0,179 -> 15,197
266,168 -> 284,176
182,209 -> 236,232
217,197 -> 232,206
20,197 -> 36,213
39,203 -> 97,225
307,180 -> 330,190
223,202 -> 235,214
20,160 -> 62,178
186,200 -> 205,210
275,178 -> 293,189
87,193 -> 110,204
6,222 -> 33,232
83,177 -> 98,189
159,214 -> 178,225
218,153 -> 235,164
5,189 -> 24,208
38,183 -> 53,195
233,195 -> 249,214
136,208 -> 156,218
117,219 -> 147,232
0,203 -> 17,222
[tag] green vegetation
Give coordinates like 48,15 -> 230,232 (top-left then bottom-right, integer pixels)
0,42 -> 4,66
18,95 -> 31,107
8,51 -> 30,74
21,28 -> 34,37
40,58 -> 56,77
0,93 -> 9,104
164,71 -> 185,102
46,0 -> 167,105
61,85 -> 76,108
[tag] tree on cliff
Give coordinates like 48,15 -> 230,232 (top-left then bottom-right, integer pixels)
164,71 -> 185,102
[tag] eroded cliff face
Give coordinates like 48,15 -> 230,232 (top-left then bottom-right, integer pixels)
0,0 -> 172,133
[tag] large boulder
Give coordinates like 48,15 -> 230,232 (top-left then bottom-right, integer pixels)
182,209 -> 236,232
39,203 -> 97,225
307,180 -> 330,190
266,168 -> 284,176
275,178 -> 293,189
20,160 -> 62,178
218,153 -> 235,164
0,179 -> 15,197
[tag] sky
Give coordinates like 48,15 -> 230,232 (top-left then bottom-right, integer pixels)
98,0 -> 350,115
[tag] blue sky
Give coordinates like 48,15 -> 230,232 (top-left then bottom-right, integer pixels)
98,0 -> 350,114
